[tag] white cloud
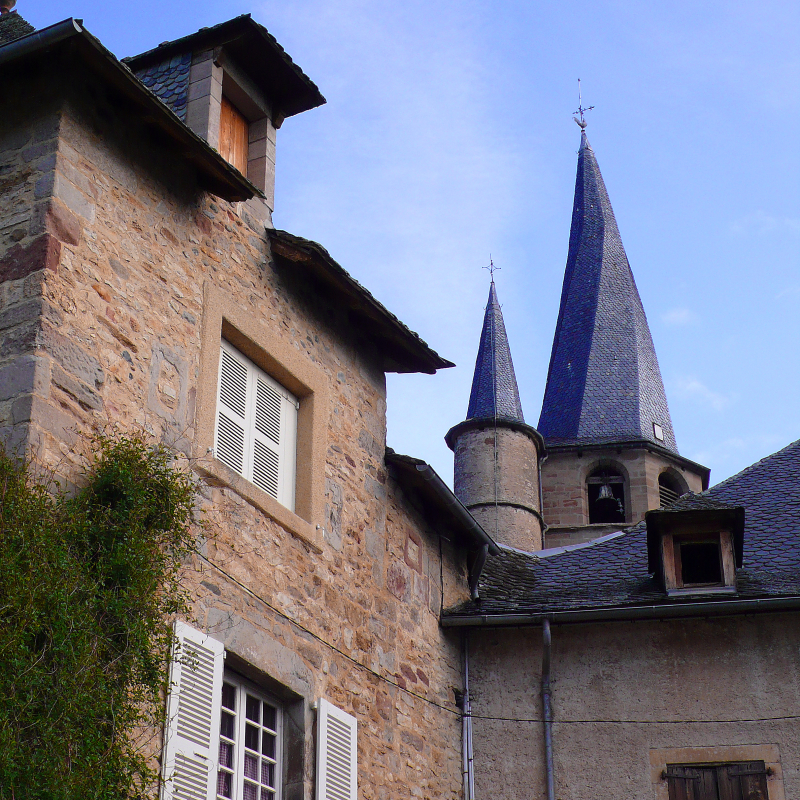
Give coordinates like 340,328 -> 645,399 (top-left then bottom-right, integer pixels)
730,210 -> 800,235
661,307 -> 697,326
671,376 -> 730,411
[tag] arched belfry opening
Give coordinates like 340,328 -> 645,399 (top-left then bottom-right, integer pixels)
658,471 -> 687,508
587,468 -> 626,524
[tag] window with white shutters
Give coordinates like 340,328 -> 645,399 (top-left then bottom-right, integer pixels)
217,674 -> 282,800
215,341 -> 298,511
315,699 -> 357,800
162,621 -> 226,800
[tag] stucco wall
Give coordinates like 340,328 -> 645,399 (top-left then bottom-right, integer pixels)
468,614 -> 800,799
0,69 -> 467,800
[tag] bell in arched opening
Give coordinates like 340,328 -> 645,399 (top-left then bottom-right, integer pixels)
587,469 -> 626,524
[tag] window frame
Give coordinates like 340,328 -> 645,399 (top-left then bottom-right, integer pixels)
215,340 -> 298,512
649,745 -> 784,800
217,671 -> 284,800
661,529 -> 737,595
195,282 -> 329,552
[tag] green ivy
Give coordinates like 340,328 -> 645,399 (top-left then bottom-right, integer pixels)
0,434 -> 198,799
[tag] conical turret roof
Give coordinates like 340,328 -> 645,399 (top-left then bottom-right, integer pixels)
466,281 -> 525,423
538,131 -> 677,452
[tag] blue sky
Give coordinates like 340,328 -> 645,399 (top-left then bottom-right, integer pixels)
26,0 -> 800,487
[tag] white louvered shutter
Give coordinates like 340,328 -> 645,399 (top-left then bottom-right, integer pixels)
316,699 -> 357,800
161,621 -> 225,800
216,345 -> 248,477
215,342 -> 298,511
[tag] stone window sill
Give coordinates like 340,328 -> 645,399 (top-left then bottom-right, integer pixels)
197,455 -> 323,553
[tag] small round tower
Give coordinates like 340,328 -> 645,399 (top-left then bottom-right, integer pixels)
446,281 -> 545,552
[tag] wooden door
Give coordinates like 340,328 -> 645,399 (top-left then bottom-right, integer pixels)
219,95 -> 249,175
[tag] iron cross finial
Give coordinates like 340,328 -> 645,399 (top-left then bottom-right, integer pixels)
573,78 -> 594,130
483,257 -> 500,282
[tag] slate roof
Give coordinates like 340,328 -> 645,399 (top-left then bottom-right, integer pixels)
268,230 -> 454,375
124,15 -> 325,121
133,52 -> 191,121
466,281 -> 525,423
443,438 -> 800,621
0,11 -> 34,44
538,131 -> 677,453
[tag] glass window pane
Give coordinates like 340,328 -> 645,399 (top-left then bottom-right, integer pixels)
262,703 -> 277,731
261,761 -> 275,788
219,740 -> 234,769
246,694 -> 260,723
244,752 -> 258,780
245,723 -> 259,752
221,682 -> 236,711
220,710 -> 235,740
261,731 -> 276,759
243,781 -> 258,800
217,770 -> 232,799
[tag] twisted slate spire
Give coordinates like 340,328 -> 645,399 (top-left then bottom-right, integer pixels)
538,131 -> 678,452
466,281 -> 525,423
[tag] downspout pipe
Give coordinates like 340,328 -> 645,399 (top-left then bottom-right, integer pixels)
542,618 -> 555,800
461,631 -> 476,800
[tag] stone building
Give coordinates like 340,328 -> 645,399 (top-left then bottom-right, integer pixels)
0,10 -> 497,800
1,7 -> 798,800
443,129 -> 800,800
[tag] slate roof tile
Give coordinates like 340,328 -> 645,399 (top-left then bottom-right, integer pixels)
0,11 -> 34,44
466,281 -> 525,423
445,438 -> 800,618
538,131 -> 677,453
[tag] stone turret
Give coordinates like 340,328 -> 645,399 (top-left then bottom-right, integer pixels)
446,282 -> 545,552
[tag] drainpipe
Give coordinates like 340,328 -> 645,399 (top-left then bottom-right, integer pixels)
542,618 -> 555,800
461,631 -> 476,800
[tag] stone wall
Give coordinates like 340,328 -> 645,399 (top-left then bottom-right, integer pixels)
0,69 -> 467,800
541,447 -> 706,542
453,424 -> 543,552
469,614 -> 799,800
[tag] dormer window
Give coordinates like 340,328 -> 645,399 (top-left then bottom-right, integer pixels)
646,501 -> 744,596
587,468 -> 626,524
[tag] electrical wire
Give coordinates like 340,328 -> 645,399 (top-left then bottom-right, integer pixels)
197,553 -> 461,717
469,713 -> 800,725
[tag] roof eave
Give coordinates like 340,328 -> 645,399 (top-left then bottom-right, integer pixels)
268,230 -> 454,375
386,450 -> 500,555
442,595 -> 800,627
123,15 -> 325,119
544,438 -> 710,489
0,19 -> 260,202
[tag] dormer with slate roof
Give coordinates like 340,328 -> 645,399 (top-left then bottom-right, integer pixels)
446,281 -> 545,552
537,132 -> 709,546
125,15 -> 325,226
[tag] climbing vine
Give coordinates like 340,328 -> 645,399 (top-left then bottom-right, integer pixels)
0,434 -> 198,799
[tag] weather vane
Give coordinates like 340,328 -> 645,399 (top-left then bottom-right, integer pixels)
483,257 -> 500,282
573,78 -> 594,129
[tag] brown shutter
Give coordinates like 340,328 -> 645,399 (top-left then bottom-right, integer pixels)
219,96 -> 249,175
717,761 -> 769,800
665,766 -> 718,800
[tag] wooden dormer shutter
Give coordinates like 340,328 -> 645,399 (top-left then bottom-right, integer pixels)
216,341 -> 298,511
316,699 -> 357,800
220,96 -> 249,175
161,621 -> 225,800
